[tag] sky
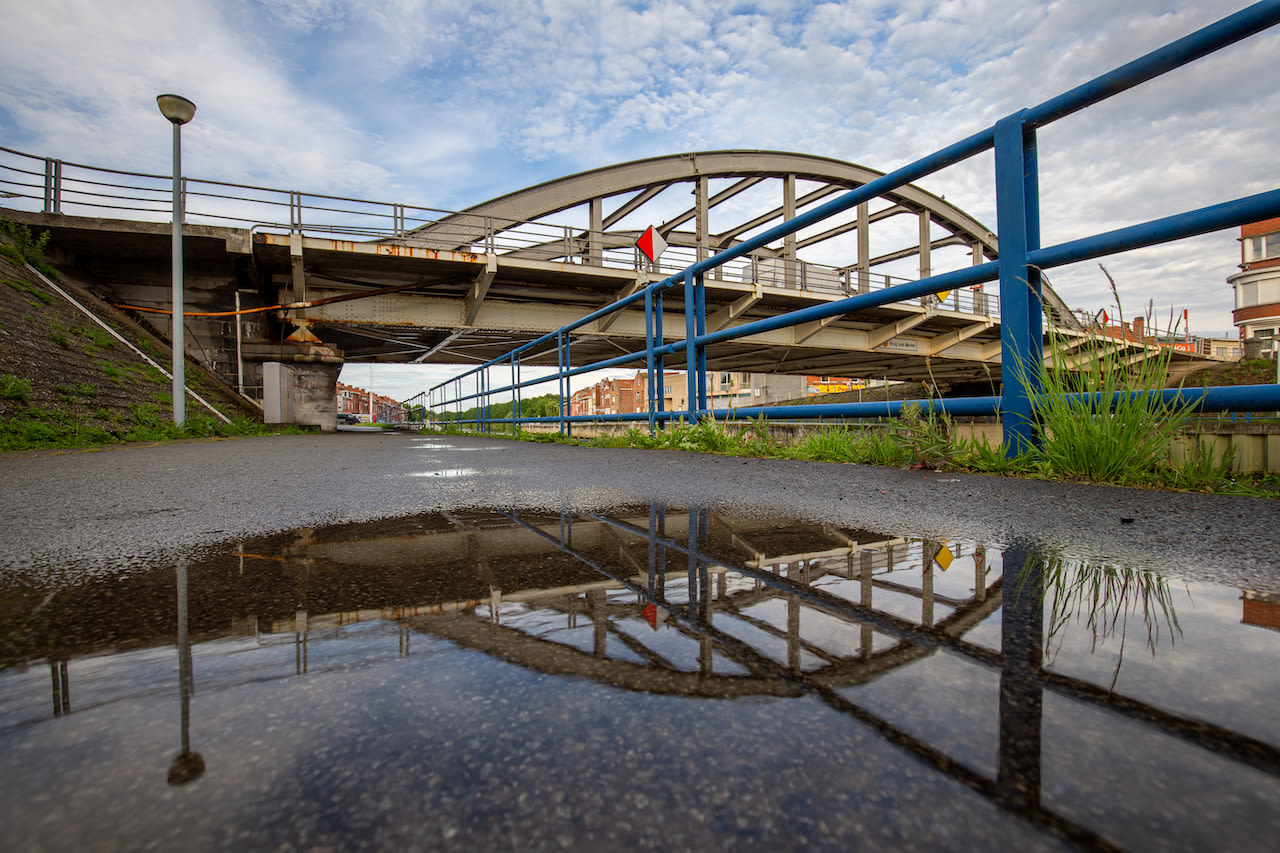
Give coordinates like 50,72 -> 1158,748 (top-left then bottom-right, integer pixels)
1,0 -> 1276,401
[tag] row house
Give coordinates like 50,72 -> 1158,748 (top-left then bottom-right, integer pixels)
336,381 -> 406,423
568,370 -> 868,420
1229,217 -> 1280,357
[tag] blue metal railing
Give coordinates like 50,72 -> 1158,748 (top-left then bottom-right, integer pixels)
409,2 -> 1280,451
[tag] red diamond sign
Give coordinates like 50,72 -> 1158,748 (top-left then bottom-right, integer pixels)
636,225 -> 668,263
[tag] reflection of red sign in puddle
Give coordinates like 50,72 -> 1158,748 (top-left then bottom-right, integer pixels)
1242,594 -> 1280,631
642,603 -> 659,630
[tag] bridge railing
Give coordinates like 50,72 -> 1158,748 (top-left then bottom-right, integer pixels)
414,1 -> 1280,453
0,144 -> 1005,322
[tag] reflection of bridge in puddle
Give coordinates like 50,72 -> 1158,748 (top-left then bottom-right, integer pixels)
243,506 -> 1279,847
8,505 -> 1280,850
339,510 -> 1003,699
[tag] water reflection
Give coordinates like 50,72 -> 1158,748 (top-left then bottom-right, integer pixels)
1,504 -> 1278,850
167,559 -> 204,785
1041,557 -> 1185,691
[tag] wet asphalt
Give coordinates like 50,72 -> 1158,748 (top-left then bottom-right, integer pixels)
2,430 -> 1277,591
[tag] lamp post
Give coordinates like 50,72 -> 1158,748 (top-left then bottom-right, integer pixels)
156,94 -> 196,425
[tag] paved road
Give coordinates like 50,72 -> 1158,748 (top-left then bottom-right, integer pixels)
2,431 -> 1278,590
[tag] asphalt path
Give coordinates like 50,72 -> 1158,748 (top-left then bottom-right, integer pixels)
2,430 -> 1278,591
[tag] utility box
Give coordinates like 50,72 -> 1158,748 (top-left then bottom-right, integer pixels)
263,362 -> 340,432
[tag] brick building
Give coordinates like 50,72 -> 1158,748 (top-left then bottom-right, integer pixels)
1229,217 -> 1280,357
336,381 -> 405,423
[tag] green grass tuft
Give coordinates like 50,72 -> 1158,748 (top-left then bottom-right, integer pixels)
1,374 -> 33,402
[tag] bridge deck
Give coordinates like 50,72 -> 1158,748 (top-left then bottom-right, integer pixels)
9,209 -> 1215,387
255,232 -> 1009,381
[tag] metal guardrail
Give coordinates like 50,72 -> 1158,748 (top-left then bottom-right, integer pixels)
0,144 -> 995,312
413,1 -> 1280,454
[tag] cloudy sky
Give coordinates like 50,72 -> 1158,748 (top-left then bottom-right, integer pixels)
1,1 -> 1276,399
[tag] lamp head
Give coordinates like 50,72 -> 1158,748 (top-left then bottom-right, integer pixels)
156,94 -> 197,126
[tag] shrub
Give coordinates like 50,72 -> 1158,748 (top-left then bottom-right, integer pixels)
0,219 -> 56,277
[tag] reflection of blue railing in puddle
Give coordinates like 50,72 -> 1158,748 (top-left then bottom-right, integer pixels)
399,507 -> 1280,849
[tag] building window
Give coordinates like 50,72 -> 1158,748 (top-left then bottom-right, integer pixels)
1245,231 -> 1280,262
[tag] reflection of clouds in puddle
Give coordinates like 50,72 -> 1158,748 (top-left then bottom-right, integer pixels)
411,469 -> 477,478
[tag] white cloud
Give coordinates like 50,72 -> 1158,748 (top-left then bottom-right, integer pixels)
2,0 -> 1275,349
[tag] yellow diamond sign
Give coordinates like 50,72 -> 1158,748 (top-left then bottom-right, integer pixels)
934,544 -> 954,571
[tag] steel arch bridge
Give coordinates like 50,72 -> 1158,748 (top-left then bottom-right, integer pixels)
340,149 -> 1080,381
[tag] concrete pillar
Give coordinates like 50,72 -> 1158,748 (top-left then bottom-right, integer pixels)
262,361 -> 340,432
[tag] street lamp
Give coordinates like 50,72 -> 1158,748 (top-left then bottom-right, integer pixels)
157,94 -> 196,425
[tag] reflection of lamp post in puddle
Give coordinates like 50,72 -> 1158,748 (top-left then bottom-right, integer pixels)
168,558 -> 205,785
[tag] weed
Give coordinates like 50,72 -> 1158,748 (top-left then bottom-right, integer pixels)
1,374 -> 32,402
743,415 -> 776,455
893,404 -> 957,469
0,219 -> 56,277
1164,434 -> 1238,492
49,321 -> 71,349
75,326 -> 114,349
4,277 -> 52,304
957,433 -> 1035,475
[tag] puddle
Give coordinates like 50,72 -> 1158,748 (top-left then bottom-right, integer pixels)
1,504 -> 1277,850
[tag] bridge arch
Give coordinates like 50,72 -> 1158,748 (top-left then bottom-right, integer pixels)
404,149 -> 996,276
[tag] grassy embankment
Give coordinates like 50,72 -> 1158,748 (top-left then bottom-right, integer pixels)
0,219 -> 294,452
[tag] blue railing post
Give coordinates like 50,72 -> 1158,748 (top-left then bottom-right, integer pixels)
695,273 -> 708,413
684,271 -> 698,423
995,111 -> 1043,456
565,333 -> 573,438
557,331 -> 566,436
645,287 -> 656,436
656,290 -> 666,430
512,354 -> 521,432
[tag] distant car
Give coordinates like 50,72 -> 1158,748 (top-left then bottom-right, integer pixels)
337,413 -> 361,425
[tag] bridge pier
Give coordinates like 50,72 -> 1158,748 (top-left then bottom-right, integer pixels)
262,357 -> 343,432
